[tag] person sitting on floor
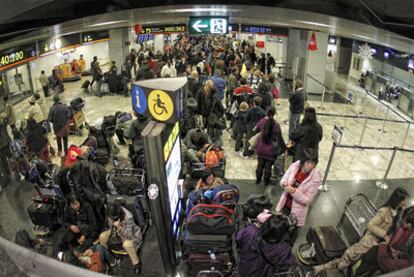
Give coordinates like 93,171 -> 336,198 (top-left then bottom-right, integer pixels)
237,214 -> 296,277
195,168 -> 224,190
99,202 -> 142,275
354,206 -> 414,276
59,193 -> 99,255
308,187 -> 410,276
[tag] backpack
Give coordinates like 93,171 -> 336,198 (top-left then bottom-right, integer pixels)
117,112 -> 132,124
202,144 -> 224,169
101,115 -> 116,136
186,189 -> 208,215
210,184 -> 239,207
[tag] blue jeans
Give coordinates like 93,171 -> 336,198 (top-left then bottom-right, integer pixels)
90,244 -> 115,266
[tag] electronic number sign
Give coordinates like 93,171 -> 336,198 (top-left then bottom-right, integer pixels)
140,24 -> 187,35
0,43 -> 37,72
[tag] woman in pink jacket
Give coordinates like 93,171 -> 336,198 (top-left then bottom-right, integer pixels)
275,149 -> 321,244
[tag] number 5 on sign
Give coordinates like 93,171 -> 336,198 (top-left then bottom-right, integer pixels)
131,85 -> 148,115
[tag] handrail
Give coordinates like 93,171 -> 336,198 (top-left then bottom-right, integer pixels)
316,112 -> 408,124
307,73 -> 330,91
365,89 -> 414,124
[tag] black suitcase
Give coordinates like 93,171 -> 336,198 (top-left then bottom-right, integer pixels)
81,80 -> 90,89
182,229 -> 232,254
187,252 -> 232,276
27,201 -> 59,229
306,226 -> 347,263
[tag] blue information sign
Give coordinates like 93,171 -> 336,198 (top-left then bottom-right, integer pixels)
132,85 -> 148,114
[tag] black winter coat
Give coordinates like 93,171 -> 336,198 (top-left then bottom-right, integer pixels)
63,201 -> 97,238
257,91 -> 272,110
246,106 -> 266,131
289,89 -> 305,114
48,102 -> 71,134
290,122 -> 323,162
26,123 -> 48,154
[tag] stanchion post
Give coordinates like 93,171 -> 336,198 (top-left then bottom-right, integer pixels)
358,117 -> 369,147
376,147 -> 398,190
401,122 -> 411,148
379,106 -> 390,133
320,142 -> 337,192
319,86 -> 326,111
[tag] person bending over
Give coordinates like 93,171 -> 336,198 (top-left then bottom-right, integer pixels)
237,214 -> 296,277
195,168 -> 224,190
99,203 -> 142,275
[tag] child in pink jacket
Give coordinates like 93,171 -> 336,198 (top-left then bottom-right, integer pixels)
275,150 -> 321,244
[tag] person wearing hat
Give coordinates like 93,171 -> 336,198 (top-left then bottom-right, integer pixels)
99,202 -> 142,275
289,107 -> 323,163
275,149 -> 321,245
26,96 -> 46,124
48,95 -> 71,156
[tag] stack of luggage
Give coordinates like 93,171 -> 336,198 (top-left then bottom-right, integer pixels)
183,184 -> 239,276
190,144 -> 226,179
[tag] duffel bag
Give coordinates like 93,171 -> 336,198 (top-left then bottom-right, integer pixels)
210,184 -> 239,206
187,204 -> 235,235
306,226 -> 347,263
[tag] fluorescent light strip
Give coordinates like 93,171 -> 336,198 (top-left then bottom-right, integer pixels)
88,20 -> 128,27
296,20 -> 332,28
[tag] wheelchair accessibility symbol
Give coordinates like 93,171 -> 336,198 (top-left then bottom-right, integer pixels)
148,89 -> 174,121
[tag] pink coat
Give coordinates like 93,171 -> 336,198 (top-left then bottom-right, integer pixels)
275,161 -> 322,226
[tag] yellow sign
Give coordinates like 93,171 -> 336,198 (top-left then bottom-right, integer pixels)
163,121 -> 180,161
148,89 -> 174,122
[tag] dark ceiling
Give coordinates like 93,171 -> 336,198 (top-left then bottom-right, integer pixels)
1,0 -> 414,43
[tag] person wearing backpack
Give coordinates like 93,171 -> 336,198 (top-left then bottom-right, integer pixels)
254,106 -> 286,186
256,82 -> 272,111
237,214 -> 296,277
233,102 -> 249,155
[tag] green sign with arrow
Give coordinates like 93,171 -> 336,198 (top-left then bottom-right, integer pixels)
188,17 -> 229,34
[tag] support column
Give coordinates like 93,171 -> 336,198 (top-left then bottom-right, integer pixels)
286,29 -> 308,82
109,28 -> 130,70
304,31 -> 329,95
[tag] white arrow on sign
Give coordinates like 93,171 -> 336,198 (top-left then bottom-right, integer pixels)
192,20 -> 208,32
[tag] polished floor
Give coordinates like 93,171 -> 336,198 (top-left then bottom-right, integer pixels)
1,73 -> 414,276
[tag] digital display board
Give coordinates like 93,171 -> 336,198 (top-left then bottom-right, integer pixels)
0,43 -> 37,72
164,136 -> 182,237
240,25 -> 288,36
39,33 -> 81,55
82,30 -> 109,43
140,24 -> 187,34
189,17 -> 229,34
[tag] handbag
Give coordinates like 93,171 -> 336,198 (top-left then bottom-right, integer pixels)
248,132 -> 261,151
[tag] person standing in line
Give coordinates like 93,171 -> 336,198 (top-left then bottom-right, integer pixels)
48,95 -> 71,157
93,63 -> 103,97
39,70 -> 50,97
254,106 -> 286,186
266,53 -> 276,75
1,95 -> 17,134
210,69 -> 227,101
289,80 -> 305,138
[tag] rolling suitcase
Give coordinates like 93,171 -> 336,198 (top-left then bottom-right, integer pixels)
182,229 -> 232,254
187,253 -> 232,277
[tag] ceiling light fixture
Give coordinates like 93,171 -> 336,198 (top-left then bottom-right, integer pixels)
88,20 -> 128,28
296,20 -> 332,28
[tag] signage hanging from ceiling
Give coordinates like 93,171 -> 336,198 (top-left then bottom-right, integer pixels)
188,17 -> 229,34
39,33 -> 81,55
0,43 -> 37,72
138,24 -> 187,35
240,25 -> 288,36
82,30 -> 109,44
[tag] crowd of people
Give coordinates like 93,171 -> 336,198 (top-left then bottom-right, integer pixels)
0,32 -> 412,277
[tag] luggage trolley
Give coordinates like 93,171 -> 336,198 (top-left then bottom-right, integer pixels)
297,193 -> 377,266
69,98 -> 86,136
107,168 -> 146,196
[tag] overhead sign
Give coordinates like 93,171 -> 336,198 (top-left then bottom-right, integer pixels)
82,30 -> 109,44
39,33 -> 81,55
132,77 -> 187,124
139,24 -> 187,35
241,25 -> 288,36
189,17 -> 228,34
0,43 -> 37,72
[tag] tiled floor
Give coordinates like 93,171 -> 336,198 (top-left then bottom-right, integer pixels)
2,73 -> 414,277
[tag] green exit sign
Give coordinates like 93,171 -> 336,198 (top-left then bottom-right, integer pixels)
188,17 -> 229,34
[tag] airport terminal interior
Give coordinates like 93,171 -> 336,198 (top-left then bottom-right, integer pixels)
1,1 -> 414,277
